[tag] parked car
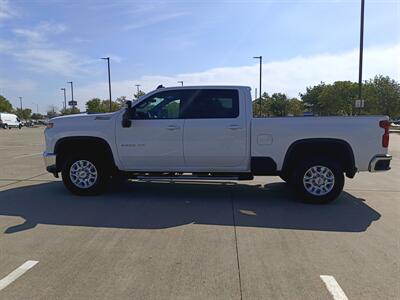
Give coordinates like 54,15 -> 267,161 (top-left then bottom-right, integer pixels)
0,113 -> 22,129
24,120 -> 34,127
43,86 -> 392,203
36,120 -> 48,126
390,120 -> 400,127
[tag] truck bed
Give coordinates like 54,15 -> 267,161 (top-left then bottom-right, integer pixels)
251,116 -> 388,172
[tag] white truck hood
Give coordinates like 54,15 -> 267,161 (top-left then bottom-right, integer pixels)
51,112 -> 116,122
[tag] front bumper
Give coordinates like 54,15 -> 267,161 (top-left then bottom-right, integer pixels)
43,152 -> 57,174
368,154 -> 392,172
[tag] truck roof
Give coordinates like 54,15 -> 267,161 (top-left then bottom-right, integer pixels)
156,85 -> 251,90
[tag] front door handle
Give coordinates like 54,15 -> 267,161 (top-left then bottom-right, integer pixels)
228,124 -> 242,130
166,125 -> 180,130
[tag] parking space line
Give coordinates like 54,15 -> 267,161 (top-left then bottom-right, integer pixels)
0,146 -> 26,149
320,275 -> 348,300
0,179 -> 52,182
12,153 -> 42,159
0,173 -> 50,191
230,189 -> 243,300
0,260 -> 39,291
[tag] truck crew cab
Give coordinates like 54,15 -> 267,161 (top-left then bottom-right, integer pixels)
43,86 -> 392,203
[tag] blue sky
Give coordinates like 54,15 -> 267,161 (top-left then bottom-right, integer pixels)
0,0 -> 399,113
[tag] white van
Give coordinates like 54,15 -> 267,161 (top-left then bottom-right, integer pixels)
0,113 -> 22,129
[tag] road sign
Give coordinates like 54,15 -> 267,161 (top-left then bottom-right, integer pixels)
68,101 -> 77,106
355,99 -> 365,108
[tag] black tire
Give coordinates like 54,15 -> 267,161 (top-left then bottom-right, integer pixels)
2,124 -> 7,129
18,124 -> 22,129
291,156 -> 344,204
61,154 -> 110,196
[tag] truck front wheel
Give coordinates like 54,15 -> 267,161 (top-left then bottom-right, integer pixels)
61,154 -> 109,196
279,174 -> 290,183
291,157 -> 344,204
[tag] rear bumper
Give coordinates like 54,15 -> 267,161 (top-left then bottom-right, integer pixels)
368,154 -> 392,172
43,152 -> 57,173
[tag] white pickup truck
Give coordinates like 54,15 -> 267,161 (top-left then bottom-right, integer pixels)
43,86 -> 392,203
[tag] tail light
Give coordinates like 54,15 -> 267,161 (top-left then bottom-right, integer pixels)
379,120 -> 390,148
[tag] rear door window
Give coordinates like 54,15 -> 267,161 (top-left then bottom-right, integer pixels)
182,89 -> 239,119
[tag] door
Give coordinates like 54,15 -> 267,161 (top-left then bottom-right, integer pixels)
116,90 -> 189,171
182,89 -> 247,170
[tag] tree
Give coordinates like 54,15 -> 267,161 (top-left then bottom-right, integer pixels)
85,98 -> 121,113
301,81 -> 359,116
115,96 -> 128,107
287,98 -> 304,116
364,75 -> 400,118
319,81 -> 358,116
86,98 -> 102,113
108,100 -> 121,112
0,95 -> 13,113
15,108 -> 32,120
300,82 -> 327,115
253,92 -> 304,117
269,93 -> 290,117
47,105 -> 59,118
253,92 -> 271,117
31,113 -> 44,120
301,76 -> 400,117
61,107 -> 80,115
133,90 -> 145,100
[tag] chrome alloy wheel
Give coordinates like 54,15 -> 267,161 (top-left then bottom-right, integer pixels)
69,160 -> 98,189
302,165 -> 335,196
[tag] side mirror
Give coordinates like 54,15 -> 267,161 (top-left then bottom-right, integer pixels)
122,101 -> 134,128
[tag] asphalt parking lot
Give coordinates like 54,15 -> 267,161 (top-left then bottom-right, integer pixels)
0,127 -> 399,300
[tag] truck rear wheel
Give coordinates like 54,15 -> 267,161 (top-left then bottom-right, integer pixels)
61,154 -> 109,196
291,156 -> 344,204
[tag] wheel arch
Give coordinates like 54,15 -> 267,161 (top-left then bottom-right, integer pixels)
281,138 -> 356,178
54,136 -> 117,172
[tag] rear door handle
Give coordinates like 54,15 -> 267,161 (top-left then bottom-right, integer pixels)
166,125 -> 180,130
228,124 -> 242,130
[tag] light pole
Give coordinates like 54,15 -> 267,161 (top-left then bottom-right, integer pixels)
32,102 -> 39,114
253,56 -> 262,117
18,96 -> 23,111
61,88 -> 67,112
357,0 -> 365,115
67,81 -> 75,111
177,81 -> 184,87
101,57 -> 112,111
